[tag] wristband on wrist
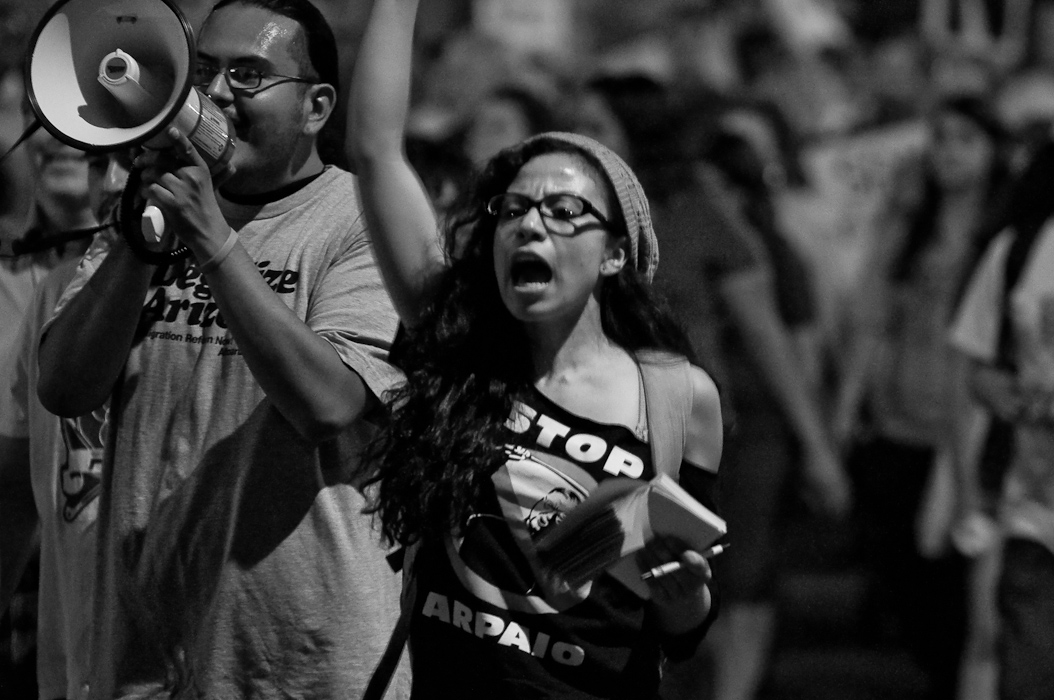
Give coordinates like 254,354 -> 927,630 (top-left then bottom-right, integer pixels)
199,230 -> 238,273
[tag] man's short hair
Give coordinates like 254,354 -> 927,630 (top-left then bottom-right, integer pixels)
209,0 -> 340,92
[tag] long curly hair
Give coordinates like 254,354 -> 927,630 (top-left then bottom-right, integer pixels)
364,136 -> 694,548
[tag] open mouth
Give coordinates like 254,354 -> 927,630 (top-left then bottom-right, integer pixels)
510,256 -> 553,290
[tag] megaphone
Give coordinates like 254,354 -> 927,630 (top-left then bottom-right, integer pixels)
25,0 -> 235,264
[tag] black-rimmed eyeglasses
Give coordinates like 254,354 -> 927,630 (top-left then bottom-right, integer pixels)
485,192 -> 610,235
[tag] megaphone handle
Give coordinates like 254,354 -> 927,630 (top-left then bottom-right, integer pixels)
119,167 -> 190,265
142,204 -> 166,243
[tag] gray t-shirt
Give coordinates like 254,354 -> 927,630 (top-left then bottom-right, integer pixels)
48,166 -> 409,699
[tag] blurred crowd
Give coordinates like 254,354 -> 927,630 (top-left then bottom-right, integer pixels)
348,3 -> 1054,696
3,1 -> 1054,699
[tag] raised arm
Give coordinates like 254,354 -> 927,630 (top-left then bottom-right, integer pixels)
347,0 -> 445,326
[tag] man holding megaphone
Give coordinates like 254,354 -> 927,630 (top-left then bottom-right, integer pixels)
37,1 -> 410,698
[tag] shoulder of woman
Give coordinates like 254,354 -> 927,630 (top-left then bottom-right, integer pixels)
683,364 -> 723,473
687,364 -> 720,416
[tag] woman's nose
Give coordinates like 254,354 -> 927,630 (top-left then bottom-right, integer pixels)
515,205 -> 547,239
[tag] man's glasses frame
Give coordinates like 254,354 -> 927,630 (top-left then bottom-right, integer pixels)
193,64 -> 317,95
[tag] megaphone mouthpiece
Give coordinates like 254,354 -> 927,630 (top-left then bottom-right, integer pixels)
98,49 -> 163,123
100,49 -> 136,83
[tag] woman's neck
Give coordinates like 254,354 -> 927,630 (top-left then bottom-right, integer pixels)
525,303 -> 641,429
526,302 -> 619,384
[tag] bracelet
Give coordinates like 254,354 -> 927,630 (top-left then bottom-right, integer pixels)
199,230 -> 238,273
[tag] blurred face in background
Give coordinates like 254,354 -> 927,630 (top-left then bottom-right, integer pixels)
572,90 -> 631,162
86,151 -> 132,221
928,48 -> 993,97
464,94 -> 534,165
929,109 -> 996,192
867,34 -> 927,115
24,119 -> 92,211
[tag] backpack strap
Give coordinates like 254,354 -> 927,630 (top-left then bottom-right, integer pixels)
363,542 -> 419,700
637,350 -> 693,481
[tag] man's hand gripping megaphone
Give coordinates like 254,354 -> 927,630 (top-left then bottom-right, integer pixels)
131,126 -> 237,267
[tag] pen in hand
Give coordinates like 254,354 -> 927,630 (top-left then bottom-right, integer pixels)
640,543 -> 730,581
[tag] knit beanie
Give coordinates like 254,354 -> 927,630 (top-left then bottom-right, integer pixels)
511,132 -> 659,282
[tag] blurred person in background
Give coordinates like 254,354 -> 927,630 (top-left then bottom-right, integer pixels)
1009,0 -> 1054,76
0,2 -> 37,223
412,27 -> 515,128
458,84 -> 559,167
733,19 -> 866,140
0,97 -> 101,696
949,137 -> 1054,700
927,43 -> 1000,102
0,151 -> 129,700
919,0 -> 1034,79
832,93 -> 1012,700
665,0 -> 753,94
566,71 -> 692,202
404,134 -> 474,219
988,0 -> 1054,170
860,31 -> 931,126
690,100 -> 850,700
401,82 -> 555,244
407,77 -> 558,186
0,100 -> 99,361
994,72 -> 1054,174
710,100 -> 827,392
565,76 -> 635,164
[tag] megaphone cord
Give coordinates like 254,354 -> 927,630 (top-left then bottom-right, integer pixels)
0,120 -> 43,165
0,221 -> 115,259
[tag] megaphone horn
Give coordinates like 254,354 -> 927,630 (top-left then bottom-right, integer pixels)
25,0 -> 236,262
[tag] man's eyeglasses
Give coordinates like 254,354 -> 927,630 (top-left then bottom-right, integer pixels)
192,63 -> 316,94
485,192 -> 610,235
